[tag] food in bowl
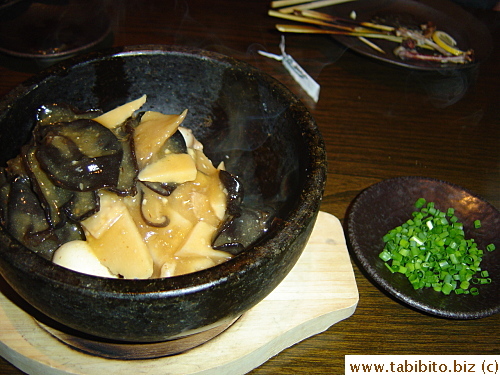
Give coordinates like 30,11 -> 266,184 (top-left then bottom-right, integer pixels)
0,95 -> 272,279
0,45 -> 326,343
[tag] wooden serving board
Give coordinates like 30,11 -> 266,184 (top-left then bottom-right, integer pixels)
0,211 -> 358,375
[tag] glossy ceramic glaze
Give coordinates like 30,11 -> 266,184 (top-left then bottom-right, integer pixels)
0,45 -> 327,343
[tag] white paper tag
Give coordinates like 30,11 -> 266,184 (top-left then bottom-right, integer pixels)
258,36 -> 320,102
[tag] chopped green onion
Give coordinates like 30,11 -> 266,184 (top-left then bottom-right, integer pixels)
441,282 -> 454,295
415,198 -> 426,208
459,280 -> 470,290
379,199 -> 495,296
384,262 -> 395,273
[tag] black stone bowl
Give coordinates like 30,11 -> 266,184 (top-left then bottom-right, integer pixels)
0,45 -> 327,344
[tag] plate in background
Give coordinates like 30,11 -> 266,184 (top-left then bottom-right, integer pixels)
325,0 -> 493,70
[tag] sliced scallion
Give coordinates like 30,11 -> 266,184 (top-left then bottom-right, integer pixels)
379,199 -> 495,296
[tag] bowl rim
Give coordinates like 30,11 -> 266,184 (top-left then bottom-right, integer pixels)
0,44 -> 327,295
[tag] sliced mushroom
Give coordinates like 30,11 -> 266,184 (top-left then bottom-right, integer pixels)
0,100 -> 273,272
35,119 -> 123,192
139,183 -> 169,227
40,222 -> 85,260
219,170 -> 243,217
0,168 -> 11,227
212,171 -> 246,255
212,170 -> 274,255
22,143 -> 72,228
6,175 -> 51,243
113,133 -> 138,196
5,154 -> 26,177
141,181 -> 177,196
1,174 -> 80,259
63,190 -> 100,222
36,103 -> 101,127
212,206 -> 272,255
108,115 -> 140,197
123,111 -> 145,132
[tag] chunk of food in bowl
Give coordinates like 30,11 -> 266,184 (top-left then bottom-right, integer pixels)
0,96 -> 272,279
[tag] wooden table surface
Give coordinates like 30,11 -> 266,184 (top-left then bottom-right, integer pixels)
0,1 -> 498,374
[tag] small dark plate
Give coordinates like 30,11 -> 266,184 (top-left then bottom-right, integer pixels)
346,176 -> 500,319
324,0 -> 493,70
0,0 -> 111,59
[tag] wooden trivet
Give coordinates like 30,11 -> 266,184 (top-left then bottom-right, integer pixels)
0,211 -> 358,374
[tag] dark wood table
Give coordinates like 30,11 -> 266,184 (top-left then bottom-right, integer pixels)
0,1 -> 498,374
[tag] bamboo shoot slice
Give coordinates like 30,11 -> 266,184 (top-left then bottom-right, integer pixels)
134,110 -> 188,168
84,196 -> 154,279
94,95 -> 147,129
138,153 -> 197,184
175,221 -> 232,260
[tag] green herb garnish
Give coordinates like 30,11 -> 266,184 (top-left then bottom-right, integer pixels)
379,198 -> 495,295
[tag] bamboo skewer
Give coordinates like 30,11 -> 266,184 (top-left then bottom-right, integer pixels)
269,4 -> 398,54
275,24 -> 403,43
268,0 -> 472,60
276,0 -> 357,14
357,36 -> 385,53
268,10 -> 385,33
298,9 -> 395,32
276,24 -> 367,35
296,9 -> 340,21
269,9 -> 342,28
271,0 -> 317,8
